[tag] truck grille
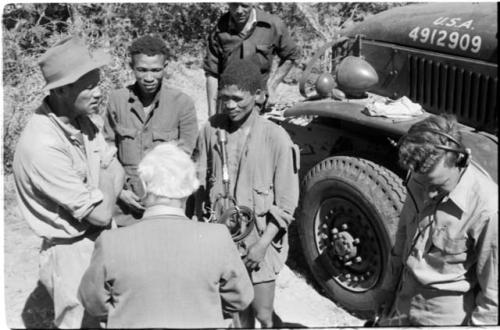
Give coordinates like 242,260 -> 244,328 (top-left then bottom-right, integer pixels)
408,55 -> 497,133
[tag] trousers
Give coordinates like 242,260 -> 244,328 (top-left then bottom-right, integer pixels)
39,236 -> 100,328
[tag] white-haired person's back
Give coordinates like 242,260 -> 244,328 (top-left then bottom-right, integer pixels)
78,142 -> 253,328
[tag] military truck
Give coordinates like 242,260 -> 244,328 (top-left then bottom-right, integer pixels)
278,2 -> 497,318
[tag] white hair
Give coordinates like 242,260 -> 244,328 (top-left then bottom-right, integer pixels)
138,142 -> 199,199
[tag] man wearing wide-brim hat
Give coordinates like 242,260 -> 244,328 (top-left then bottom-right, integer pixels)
13,36 -> 125,328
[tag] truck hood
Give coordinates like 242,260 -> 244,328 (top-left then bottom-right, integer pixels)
342,3 -> 497,63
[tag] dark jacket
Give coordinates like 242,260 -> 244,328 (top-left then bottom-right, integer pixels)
204,8 -> 301,82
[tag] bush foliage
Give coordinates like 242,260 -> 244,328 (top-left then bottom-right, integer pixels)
2,3 -> 406,173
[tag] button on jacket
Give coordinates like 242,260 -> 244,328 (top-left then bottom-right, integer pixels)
385,163 -> 498,325
204,8 -> 301,83
103,83 -> 198,188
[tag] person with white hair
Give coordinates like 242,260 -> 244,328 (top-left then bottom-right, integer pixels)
78,142 -> 254,328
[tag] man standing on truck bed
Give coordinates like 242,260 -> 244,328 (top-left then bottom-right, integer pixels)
378,114 -> 498,326
103,35 -> 198,226
204,3 -> 301,116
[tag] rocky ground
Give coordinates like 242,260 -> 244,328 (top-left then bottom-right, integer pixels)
2,64 -> 365,328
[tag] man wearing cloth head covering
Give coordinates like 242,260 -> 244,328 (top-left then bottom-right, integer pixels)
195,56 -> 299,327
376,114 -> 498,326
13,37 -> 125,328
79,143 -> 253,328
204,3 -> 301,116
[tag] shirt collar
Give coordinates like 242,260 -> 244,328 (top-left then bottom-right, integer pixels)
142,204 -> 186,219
447,165 -> 474,213
40,99 -> 85,145
128,83 -> 162,110
229,7 -> 257,37
240,8 -> 257,37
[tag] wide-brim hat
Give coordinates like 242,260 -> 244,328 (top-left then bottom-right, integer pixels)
38,36 -> 111,91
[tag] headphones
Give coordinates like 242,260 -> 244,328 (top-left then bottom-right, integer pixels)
420,128 -> 471,168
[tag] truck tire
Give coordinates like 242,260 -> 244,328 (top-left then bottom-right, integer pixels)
297,156 -> 405,318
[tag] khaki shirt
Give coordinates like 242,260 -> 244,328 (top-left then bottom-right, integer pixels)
387,163 -> 498,325
194,111 -> 299,282
13,101 -> 115,239
104,83 -> 198,193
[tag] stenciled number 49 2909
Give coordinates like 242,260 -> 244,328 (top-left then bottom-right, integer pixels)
408,26 -> 481,53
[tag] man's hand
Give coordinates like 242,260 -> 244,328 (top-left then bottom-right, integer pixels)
119,189 -> 145,211
243,240 -> 268,270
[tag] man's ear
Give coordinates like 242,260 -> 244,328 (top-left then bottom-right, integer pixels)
254,89 -> 266,104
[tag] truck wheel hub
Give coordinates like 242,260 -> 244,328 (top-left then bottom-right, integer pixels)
332,231 -> 357,258
315,197 -> 383,293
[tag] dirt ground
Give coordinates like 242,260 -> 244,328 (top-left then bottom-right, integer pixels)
2,65 -> 365,328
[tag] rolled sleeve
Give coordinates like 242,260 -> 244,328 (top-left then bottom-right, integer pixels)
471,212 -> 498,325
31,144 -> 103,222
275,18 -> 301,63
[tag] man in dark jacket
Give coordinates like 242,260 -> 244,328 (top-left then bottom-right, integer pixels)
377,115 -> 498,326
204,3 -> 301,116
104,35 -> 198,226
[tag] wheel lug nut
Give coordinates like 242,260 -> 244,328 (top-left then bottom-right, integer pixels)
353,238 -> 360,245
320,233 -> 328,240
329,210 -> 334,214
353,276 -> 359,282
355,256 -> 362,263
331,227 -> 338,234
360,276 -> 365,281
322,223 -> 328,229
345,274 -> 351,279
366,271 -> 371,277
341,223 -> 348,230
344,260 -> 353,266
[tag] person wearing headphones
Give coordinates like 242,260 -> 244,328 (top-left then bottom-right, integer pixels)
376,114 -> 498,326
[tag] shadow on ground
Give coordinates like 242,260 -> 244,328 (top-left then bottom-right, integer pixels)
21,281 -> 54,329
